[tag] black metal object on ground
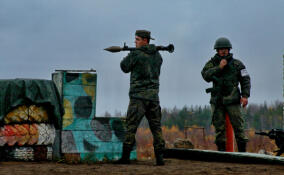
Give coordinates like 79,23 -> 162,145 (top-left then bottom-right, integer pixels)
164,148 -> 284,165
256,129 -> 284,156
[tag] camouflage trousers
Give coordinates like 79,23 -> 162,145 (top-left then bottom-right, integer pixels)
123,98 -> 165,152
211,104 -> 248,145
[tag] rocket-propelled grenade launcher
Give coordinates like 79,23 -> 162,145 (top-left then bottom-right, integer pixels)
104,42 -> 174,53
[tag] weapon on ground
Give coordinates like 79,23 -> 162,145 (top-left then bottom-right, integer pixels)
104,43 -> 174,53
255,129 -> 284,156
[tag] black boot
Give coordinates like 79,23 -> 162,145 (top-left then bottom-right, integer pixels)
216,142 -> 226,151
114,144 -> 131,164
237,141 -> 247,152
154,150 -> 165,166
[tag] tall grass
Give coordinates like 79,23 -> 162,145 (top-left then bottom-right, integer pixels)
136,126 -> 278,160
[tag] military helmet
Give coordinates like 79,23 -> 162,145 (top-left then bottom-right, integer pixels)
214,37 -> 232,49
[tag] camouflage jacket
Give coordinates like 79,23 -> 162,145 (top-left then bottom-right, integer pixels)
201,53 -> 251,105
120,44 -> 163,101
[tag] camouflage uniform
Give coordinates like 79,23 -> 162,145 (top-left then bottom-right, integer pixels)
201,53 -> 251,150
120,44 -> 165,153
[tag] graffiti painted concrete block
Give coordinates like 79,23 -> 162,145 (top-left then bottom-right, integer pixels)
61,118 -> 137,161
53,70 -> 136,161
52,70 -> 97,129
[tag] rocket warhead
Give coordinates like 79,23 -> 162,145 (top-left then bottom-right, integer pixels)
104,46 -> 123,53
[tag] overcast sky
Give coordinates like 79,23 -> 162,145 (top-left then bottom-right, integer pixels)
0,0 -> 283,116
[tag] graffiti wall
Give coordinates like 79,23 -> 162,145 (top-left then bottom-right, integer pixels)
4,105 -> 49,124
0,123 -> 55,146
0,105 -> 57,161
52,70 -> 136,161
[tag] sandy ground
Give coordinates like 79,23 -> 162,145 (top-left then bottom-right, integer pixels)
0,159 -> 284,175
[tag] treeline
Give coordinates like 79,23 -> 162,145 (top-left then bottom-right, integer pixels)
159,101 -> 283,131
245,101 -> 283,130
104,101 -> 283,131
160,105 -> 211,130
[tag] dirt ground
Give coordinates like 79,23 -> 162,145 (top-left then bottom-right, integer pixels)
1,159 -> 284,175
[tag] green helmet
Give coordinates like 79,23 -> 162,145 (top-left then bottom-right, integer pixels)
214,37 -> 232,49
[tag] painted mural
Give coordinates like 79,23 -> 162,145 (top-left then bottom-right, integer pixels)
52,70 -> 136,161
4,105 -> 49,124
0,123 -> 55,146
3,146 -> 53,161
0,104 -> 56,161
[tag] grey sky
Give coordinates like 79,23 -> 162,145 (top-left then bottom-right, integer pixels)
0,0 -> 283,116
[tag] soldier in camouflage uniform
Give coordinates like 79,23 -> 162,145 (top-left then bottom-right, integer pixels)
116,30 -> 165,165
201,37 -> 251,152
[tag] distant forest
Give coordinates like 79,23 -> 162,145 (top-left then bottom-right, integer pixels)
104,101 -> 283,131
